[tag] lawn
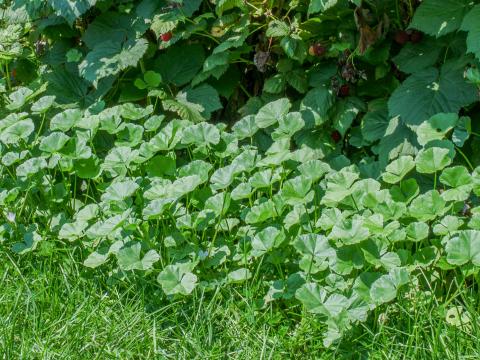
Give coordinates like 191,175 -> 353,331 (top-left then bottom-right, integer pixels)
2,248 -> 479,359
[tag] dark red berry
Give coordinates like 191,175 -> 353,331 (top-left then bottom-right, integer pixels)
394,31 -> 409,45
409,30 -> 423,44
308,43 -> 326,57
160,32 -> 172,42
338,84 -> 350,97
331,130 -> 342,143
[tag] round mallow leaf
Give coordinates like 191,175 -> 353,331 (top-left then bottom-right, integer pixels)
255,98 -> 291,128
382,155 -> 415,184
31,95 -> 56,113
415,147 -> 452,174
157,263 -> 198,295
445,230 -> 480,266
0,119 -> 34,144
39,132 -> 70,153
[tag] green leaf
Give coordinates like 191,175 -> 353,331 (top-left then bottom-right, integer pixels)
308,0 -> 338,15
146,155 -> 176,177
266,20 -> 290,37
370,275 -> 397,304
263,74 -> 286,94
252,226 -> 285,257
245,200 -> 277,224
417,113 -> 458,146
215,0 -> 245,15
121,103 -> 153,120
440,166 -> 472,188
300,87 -> 335,125
66,49 -> 82,63
74,157 -> 101,179
31,95 -> 56,113
272,112 -> 305,141
415,147 -> 452,174
255,98 -> 291,129
361,99 -> 389,142
382,156 -> 415,184
0,119 -> 34,145
157,263 -> 198,295
321,168 -> 359,206
39,132 -> 70,153
183,84 -> 222,119
249,168 -> 281,189
433,215 -> 463,236
79,39 -> 149,84
154,44 -> 205,86
461,5 -> 480,61
117,243 -> 159,271
101,179 -> 139,202
388,62 -> 478,125
377,117 -> 419,164
12,228 -> 42,254
298,160 -> 331,182
294,233 -> 335,259
370,268 -> 409,304
50,0 -> 97,25
295,282 -> 328,314
232,115 -> 258,139
51,109 -> 83,132
227,268 -> 252,283
279,175 -> 313,206
393,38 -> 442,74
406,222 -> 429,241
409,0 -> 472,37
182,122 -> 221,146
446,230 -> 480,266
143,71 -> 162,88
287,69 -> 308,93
280,36 -> 307,63
331,98 -> 365,137
210,165 -> 236,191
115,123 -> 144,147
329,217 -> 370,245
59,221 -> 88,241
144,115 -> 165,132
85,210 -> 131,239
6,87 -> 33,110
231,183 -> 252,200
453,116 -> 471,147
409,190 -> 446,221
178,160 -> 212,183
102,146 -> 139,177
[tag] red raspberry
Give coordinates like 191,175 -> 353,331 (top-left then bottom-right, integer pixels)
160,32 -> 172,42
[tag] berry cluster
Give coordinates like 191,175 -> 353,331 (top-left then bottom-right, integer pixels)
394,29 -> 423,45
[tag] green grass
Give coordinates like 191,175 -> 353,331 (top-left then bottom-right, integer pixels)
1,248 -> 480,359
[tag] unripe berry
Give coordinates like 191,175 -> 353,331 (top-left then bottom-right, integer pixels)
308,43 -> 326,57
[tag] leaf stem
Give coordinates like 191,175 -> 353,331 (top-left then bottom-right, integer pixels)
455,146 -> 474,171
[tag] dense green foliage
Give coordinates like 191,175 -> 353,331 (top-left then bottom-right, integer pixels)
1,0 -> 480,350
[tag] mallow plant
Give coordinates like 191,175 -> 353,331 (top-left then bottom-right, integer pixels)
1,86 -> 480,346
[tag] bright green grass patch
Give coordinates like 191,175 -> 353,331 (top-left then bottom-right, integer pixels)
1,249 -> 479,359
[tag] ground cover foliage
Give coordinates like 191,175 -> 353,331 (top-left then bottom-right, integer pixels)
1,0 -> 480,354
